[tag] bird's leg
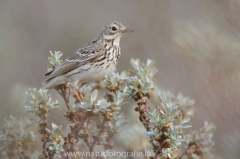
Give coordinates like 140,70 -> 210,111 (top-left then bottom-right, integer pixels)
73,87 -> 82,103
71,81 -> 82,103
78,83 -> 87,100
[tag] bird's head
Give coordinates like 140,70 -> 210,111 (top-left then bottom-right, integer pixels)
98,21 -> 133,41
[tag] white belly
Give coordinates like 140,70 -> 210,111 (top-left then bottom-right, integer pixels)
67,61 -> 116,84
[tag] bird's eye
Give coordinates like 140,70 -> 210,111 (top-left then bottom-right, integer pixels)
112,27 -> 117,31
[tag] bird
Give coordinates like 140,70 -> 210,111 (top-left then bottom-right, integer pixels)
43,21 -> 133,102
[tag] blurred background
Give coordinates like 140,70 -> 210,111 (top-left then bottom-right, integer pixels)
0,0 -> 240,158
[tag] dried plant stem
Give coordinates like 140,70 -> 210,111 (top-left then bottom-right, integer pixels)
89,139 -> 98,154
145,98 -> 150,113
57,85 -> 79,124
137,101 -> 150,131
15,147 -> 25,159
136,99 -> 166,159
92,116 -> 107,152
40,115 -> 50,158
153,140 -> 164,159
56,85 -> 71,111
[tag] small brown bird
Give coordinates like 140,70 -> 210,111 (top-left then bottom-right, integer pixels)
43,21 -> 133,101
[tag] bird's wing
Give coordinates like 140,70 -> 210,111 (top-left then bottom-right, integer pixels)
45,44 -> 106,80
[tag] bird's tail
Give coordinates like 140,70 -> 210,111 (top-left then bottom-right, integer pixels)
43,75 -> 66,89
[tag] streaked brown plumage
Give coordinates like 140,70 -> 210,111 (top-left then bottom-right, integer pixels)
43,21 -> 133,101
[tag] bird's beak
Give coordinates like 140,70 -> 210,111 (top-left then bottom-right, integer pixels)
120,29 -> 134,33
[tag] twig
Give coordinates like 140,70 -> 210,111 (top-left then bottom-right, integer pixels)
56,85 -> 72,111
56,90 -> 64,98
79,112 -> 85,125
15,147 -> 25,159
62,92 -> 71,111
67,87 -> 71,101
40,115 -> 49,158
137,101 -> 166,159
89,139 -> 98,153
87,116 -> 107,155
138,103 -> 150,131
145,98 -> 149,113
153,140 -> 163,159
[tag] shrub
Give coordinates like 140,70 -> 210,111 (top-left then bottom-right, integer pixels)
0,51 -> 216,159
